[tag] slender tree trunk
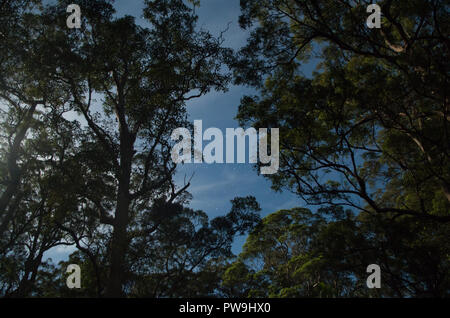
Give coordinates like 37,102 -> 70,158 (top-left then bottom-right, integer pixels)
105,196 -> 129,297
13,252 -> 43,297
0,173 -> 22,234
105,134 -> 133,297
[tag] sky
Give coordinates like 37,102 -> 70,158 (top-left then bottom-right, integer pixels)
45,0 -> 316,263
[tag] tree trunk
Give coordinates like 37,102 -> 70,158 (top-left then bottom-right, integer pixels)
105,199 -> 129,297
13,253 -> 43,297
105,134 -> 133,297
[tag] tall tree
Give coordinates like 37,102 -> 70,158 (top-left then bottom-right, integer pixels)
227,0 -> 449,298
27,196 -> 261,297
222,207 -> 450,297
40,0 -> 232,296
127,196 -> 260,297
0,0 -> 69,232
0,0 -> 84,297
234,0 -> 449,221
0,114 -> 83,297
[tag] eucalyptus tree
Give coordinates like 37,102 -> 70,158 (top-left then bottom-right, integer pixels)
0,0 -> 71,233
234,0 -> 449,221
0,116 -> 83,297
222,206 -> 450,297
32,196 -> 261,297
127,196 -> 260,297
40,0 -> 232,296
226,0 -> 449,298
0,0 -> 83,297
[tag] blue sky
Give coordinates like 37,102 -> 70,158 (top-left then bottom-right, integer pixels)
120,0 -> 306,253
171,0 -> 310,253
45,0 -> 315,262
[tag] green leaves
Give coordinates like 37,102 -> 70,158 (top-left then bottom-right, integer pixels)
235,0 -> 450,223
224,205 -> 450,297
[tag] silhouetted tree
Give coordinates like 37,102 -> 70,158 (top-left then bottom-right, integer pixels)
234,0 -> 449,221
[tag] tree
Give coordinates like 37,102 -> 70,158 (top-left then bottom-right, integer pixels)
0,0 -> 71,233
122,196 -> 260,297
234,0 -> 449,222
222,207 -> 450,297
229,0 -> 449,298
0,114 -> 83,297
221,208 -> 357,297
29,196 -> 261,297
37,0 -> 232,296
0,0 -> 85,297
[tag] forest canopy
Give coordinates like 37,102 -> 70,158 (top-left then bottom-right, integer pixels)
0,0 -> 448,298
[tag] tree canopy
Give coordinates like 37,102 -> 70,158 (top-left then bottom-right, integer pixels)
0,0 -> 448,298
228,0 -> 449,297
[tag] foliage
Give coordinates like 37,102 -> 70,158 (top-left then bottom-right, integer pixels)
222,207 -> 450,297
235,0 -> 450,221
0,0 -> 448,298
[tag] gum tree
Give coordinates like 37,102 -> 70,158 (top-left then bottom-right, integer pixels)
234,0 -> 449,221
222,206 -> 450,297
42,0 -> 232,296
0,0 -> 69,232
228,0 -> 449,297
0,1 -> 85,297
33,197 -> 261,297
